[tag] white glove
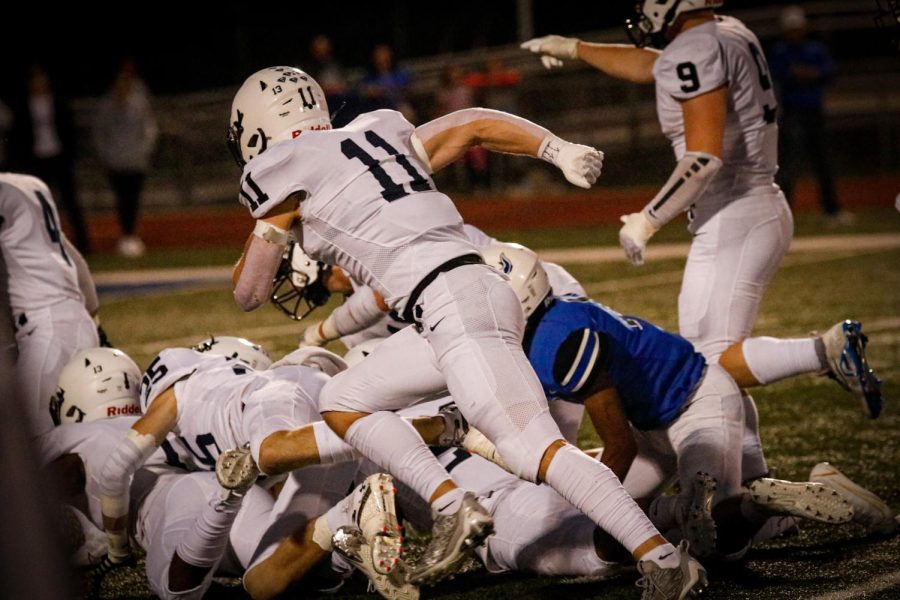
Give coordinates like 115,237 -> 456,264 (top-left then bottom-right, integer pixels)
520,35 -> 580,69
539,134 -> 604,189
618,212 -> 658,266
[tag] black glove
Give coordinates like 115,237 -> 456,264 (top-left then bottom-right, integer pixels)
85,553 -> 134,599
97,325 -> 113,348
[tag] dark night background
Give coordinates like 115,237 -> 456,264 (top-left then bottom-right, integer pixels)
1,0 -> 891,100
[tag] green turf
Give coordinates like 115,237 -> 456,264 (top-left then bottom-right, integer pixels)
86,206 -> 900,272
95,212 -> 900,599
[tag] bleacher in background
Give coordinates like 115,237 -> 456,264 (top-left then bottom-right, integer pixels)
69,1 -> 900,210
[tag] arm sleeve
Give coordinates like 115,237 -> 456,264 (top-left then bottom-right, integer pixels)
63,236 -> 99,315
654,33 -> 727,100
641,151 -> 723,229
327,287 -> 388,337
234,234 -> 287,311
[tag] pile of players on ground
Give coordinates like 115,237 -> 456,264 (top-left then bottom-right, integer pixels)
40,229 -> 896,600
7,0 -> 898,596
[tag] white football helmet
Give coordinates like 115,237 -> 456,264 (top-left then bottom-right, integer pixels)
51,348 -> 142,425
227,66 -> 331,168
481,242 -> 551,318
625,0 -> 724,48
271,242 -> 332,320
193,336 -> 273,370
343,339 -> 384,368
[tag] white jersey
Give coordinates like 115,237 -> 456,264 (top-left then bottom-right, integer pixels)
653,16 -> 780,205
340,223 -> 587,348
0,173 -> 83,312
141,347 -> 327,470
38,418 -> 191,529
239,110 -> 478,312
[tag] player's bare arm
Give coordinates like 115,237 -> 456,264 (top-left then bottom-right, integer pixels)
413,107 -> 603,188
233,197 -> 302,311
521,36 -> 659,83
583,387 -> 638,482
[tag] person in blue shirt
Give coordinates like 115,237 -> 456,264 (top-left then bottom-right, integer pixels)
519,260 -> 853,560
770,5 -> 845,220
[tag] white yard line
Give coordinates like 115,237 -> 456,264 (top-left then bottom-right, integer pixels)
539,232 -> 900,265
582,247 -> 891,296
95,233 -> 900,288
808,569 -> 900,600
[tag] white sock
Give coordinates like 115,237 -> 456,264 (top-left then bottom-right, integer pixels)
174,491 -> 243,568
312,421 -> 360,464
741,337 -> 825,385
641,542 -> 680,568
344,411 -> 451,503
543,444 -> 660,555
431,487 -> 466,516
648,495 -> 687,532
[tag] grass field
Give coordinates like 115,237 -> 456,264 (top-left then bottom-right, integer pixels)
94,207 -> 900,599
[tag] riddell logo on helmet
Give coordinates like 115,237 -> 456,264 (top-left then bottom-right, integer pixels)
291,124 -> 330,138
108,405 -> 141,417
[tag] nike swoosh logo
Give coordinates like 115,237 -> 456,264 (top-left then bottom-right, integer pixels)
436,500 -> 454,512
658,551 -> 674,561
429,317 -> 446,332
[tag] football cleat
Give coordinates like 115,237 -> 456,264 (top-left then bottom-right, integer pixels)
748,477 -> 854,524
682,472 -> 717,558
215,443 -> 260,495
635,540 -> 708,600
332,526 -> 419,600
809,462 -> 898,536
350,473 -> 404,576
436,403 -> 468,447
822,320 -> 883,418
406,492 -> 494,586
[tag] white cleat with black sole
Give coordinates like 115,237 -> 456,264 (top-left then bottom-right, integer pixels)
748,477 -> 854,524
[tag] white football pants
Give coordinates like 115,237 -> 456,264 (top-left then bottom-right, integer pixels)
679,191 -> 793,363
15,299 -> 98,436
320,264 -> 562,481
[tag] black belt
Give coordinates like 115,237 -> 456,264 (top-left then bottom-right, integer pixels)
402,253 -> 484,323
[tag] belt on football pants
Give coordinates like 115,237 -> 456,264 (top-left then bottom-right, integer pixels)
402,253 -> 484,324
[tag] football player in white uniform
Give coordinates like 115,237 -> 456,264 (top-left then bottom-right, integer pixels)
0,173 -> 101,436
520,1 -> 882,423
228,66 -> 705,596
45,346 -> 279,599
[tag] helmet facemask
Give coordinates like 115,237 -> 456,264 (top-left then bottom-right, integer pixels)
271,242 -> 332,321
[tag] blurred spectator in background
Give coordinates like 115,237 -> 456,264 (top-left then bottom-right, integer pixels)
7,64 -> 91,252
306,34 -> 359,127
464,59 -> 523,192
432,63 -> 479,191
360,43 -> 415,122
771,6 -> 849,223
93,58 -> 158,257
